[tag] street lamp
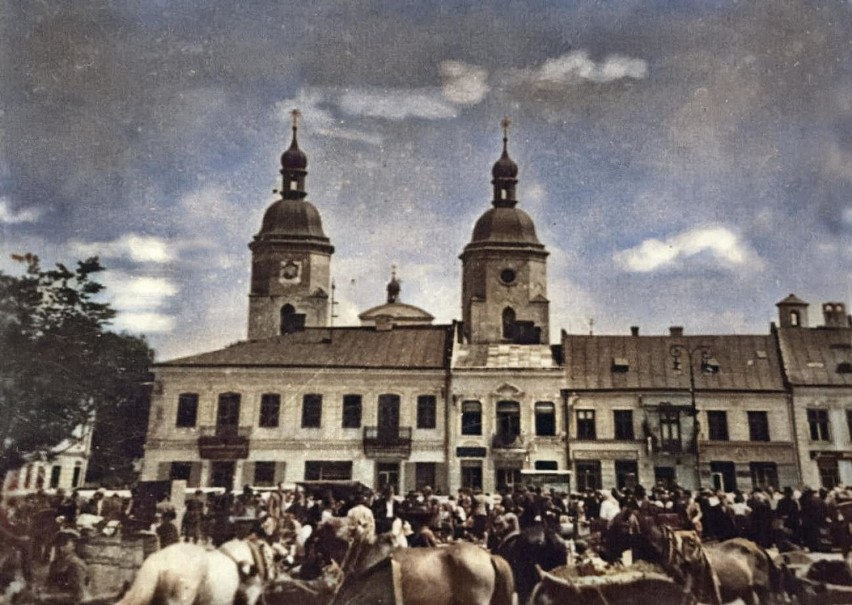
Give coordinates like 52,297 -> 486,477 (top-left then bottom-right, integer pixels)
669,343 -> 712,489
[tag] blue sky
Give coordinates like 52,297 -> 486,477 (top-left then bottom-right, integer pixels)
2,1 -> 850,360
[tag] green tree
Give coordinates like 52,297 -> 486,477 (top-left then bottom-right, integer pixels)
0,253 -> 154,482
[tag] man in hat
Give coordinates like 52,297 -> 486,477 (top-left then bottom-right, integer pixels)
40,529 -> 89,604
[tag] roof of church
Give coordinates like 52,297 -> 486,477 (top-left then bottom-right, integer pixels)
563,333 -> 784,391
776,326 -> 852,386
358,302 -> 434,321
454,343 -> 562,369
159,325 -> 453,369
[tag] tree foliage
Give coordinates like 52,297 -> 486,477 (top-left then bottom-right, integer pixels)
0,254 -> 154,482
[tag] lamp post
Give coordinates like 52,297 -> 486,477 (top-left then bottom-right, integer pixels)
669,343 -> 712,490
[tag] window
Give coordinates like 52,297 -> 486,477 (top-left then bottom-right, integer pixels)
535,402 -> 556,436
575,461 -> 602,491
710,461 -> 737,493
176,393 -> 199,427
576,410 -> 596,440
750,462 -> 778,490
535,460 -> 558,471
496,468 -> 522,490
49,466 -> 61,489
280,304 -> 306,334
72,462 -> 82,487
259,394 -> 280,428
817,456 -> 840,489
497,400 -> 521,437
415,463 -> 436,490
614,410 -> 634,440
217,393 -> 241,432
170,462 -> 192,482
790,311 -> 800,327
707,411 -> 729,441
376,462 -> 399,493
460,461 -> 482,490
615,460 -> 638,489
342,394 -> 362,429
659,409 -> 681,451
254,462 -> 276,487
304,461 -> 352,481
838,362 -> 852,374
807,409 -> 831,441
417,395 -> 437,429
301,394 -> 322,428
502,307 -> 516,339
847,409 -> 852,441
748,411 -> 770,442
461,401 -> 482,435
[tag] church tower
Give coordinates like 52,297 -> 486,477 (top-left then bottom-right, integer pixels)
460,118 -> 549,344
248,110 -> 334,339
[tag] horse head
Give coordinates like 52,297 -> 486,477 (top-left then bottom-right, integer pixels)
666,529 -> 722,605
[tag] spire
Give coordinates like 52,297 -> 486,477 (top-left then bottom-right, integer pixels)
386,265 -> 401,303
491,116 -> 519,207
280,108 -> 308,199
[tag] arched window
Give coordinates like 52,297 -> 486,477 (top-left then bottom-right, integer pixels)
281,304 -> 305,334
790,310 -> 800,327
502,307 -> 516,339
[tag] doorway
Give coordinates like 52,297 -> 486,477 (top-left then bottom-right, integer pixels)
211,461 -> 235,490
654,466 -> 676,489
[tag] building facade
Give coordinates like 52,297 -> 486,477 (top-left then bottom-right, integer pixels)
139,117 -> 851,494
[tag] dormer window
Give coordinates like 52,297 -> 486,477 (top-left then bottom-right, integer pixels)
702,358 -> 721,374
612,357 -> 630,373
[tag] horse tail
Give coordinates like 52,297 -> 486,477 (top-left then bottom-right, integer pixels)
114,554 -> 160,605
490,554 -> 516,605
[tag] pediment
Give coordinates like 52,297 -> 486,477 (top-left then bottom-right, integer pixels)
493,382 -> 524,398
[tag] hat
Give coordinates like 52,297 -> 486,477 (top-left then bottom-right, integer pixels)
55,528 -> 81,545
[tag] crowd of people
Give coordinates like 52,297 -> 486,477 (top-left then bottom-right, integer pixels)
2,481 -> 852,602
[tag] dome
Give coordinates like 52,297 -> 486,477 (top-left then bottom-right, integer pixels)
470,206 -> 541,245
259,199 -> 327,239
281,134 -> 307,171
492,148 -> 518,180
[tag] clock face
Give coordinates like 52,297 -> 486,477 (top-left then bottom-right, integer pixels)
279,260 -> 301,284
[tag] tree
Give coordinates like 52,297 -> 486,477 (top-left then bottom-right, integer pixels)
0,253 -> 154,482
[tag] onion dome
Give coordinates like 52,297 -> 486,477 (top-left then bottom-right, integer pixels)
259,198 -> 328,240
470,206 -> 541,245
281,127 -> 307,171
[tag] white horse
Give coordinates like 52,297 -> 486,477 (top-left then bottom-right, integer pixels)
116,539 -> 271,605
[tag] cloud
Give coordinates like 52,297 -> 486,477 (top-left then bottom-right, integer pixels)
440,60 -> 490,105
0,197 -> 43,224
101,274 -> 178,310
276,91 -> 384,146
69,234 -> 174,264
511,50 -> 648,90
614,226 -> 760,273
338,87 -> 457,121
111,312 -> 176,334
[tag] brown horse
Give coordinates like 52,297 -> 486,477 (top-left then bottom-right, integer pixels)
331,524 -> 514,605
528,564 -> 690,605
666,529 -> 786,605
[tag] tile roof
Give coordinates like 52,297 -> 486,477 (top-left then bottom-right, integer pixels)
158,325 -> 453,369
776,327 -> 852,386
454,344 -> 562,369
563,333 -> 785,391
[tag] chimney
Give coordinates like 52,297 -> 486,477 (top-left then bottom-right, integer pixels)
630,326 -> 640,337
823,302 -> 848,328
669,326 -> 684,337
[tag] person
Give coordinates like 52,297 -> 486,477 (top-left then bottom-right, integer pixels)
599,489 -> 621,527
183,490 -> 206,543
39,529 -> 89,604
371,485 -> 399,534
156,511 -> 180,549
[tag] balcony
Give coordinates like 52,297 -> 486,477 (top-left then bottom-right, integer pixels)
198,425 -> 251,459
363,426 -> 412,458
492,432 -> 525,450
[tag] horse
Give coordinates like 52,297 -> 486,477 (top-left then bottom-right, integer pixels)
494,523 -> 568,604
665,529 -> 786,605
331,518 -> 513,605
528,564 -> 689,605
115,539 -> 273,605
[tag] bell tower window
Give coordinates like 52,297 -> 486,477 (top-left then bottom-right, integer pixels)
281,304 -> 306,334
790,310 -> 800,327
502,307 -> 516,340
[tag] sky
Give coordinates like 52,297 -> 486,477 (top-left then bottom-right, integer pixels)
1,0 -> 851,361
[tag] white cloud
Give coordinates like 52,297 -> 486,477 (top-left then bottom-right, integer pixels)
514,50 -> 648,89
101,272 -> 178,310
614,226 -> 759,273
276,91 -> 383,146
338,87 -> 458,121
70,233 -> 174,263
111,312 -> 176,333
440,60 -> 490,105
0,197 -> 43,224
